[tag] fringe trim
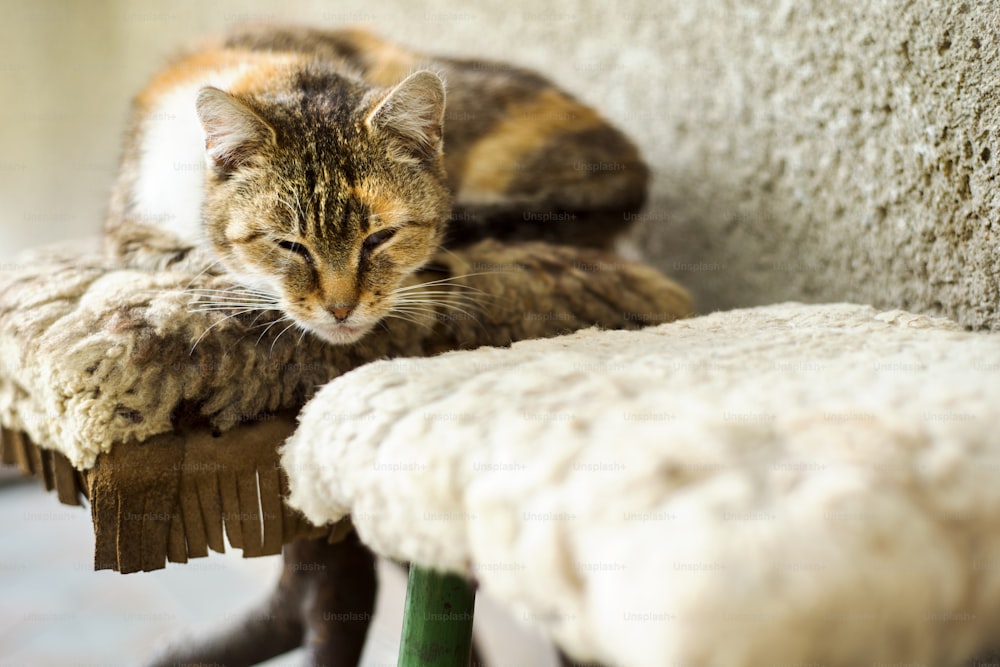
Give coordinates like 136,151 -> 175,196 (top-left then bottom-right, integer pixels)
1,418 -> 348,574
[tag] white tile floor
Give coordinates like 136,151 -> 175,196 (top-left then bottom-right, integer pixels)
0,469 -> 558,667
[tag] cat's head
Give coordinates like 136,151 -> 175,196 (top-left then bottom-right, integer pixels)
195,68 -> 449,345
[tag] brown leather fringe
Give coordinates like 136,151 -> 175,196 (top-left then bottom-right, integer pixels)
0,418 -> 345,574
1,427 -> 85,506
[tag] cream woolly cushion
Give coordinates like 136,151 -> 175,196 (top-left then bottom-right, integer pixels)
283,302 -> 1000,667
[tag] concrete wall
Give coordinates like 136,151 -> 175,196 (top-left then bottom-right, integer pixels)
637,1 -> 1000,330
2,0 -> 998,328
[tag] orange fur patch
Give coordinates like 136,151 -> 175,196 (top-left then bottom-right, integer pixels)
228,54 -> 306,96
352,181 -> 408,228
136,49 -> 304,111
335,27 -> 422,86
459,89 -> 605,198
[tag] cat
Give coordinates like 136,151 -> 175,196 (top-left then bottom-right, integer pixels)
217,24 -> 649,246
104,24 -> 649,345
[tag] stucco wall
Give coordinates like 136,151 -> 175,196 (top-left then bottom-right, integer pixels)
2,1 -> 998,328
634,1 -> 1000,330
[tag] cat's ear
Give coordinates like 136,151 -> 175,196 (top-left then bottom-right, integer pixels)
196,87 -> 276,173
365,70 -> 445,161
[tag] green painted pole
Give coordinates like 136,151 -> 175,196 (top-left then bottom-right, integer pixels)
397,565 -> 476,667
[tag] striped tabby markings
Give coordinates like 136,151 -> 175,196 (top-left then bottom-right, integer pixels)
458,89 -> 606,200
351,181 -> 407,229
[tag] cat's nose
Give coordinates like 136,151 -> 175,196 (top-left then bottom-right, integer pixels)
328,303 -> 356,322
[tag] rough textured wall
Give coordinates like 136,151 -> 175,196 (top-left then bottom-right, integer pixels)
2,1 -> 998,328
636,1 -> 1000,329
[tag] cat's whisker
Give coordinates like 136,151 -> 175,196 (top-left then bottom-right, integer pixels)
276,195 -> 301,225
248,317 -> 286,330
390,304 -> 476,332
390,304 -> 441,318
388,270 -> 505,324
181,255 -> 231,290
186,295 -> 276,304
185,286 -> 280,308
188,303 -> 280,314
391,290 -> 492,306
247,310 -> 273,328
184,286 -> 281,308
411,304 -> 480,324
184,266 -> 279,354
256,315 -> 292,345
383,316 -> 433,332
432,245 -> 466,261
391,298 -> 483,317
391,285 -> 501,308
185,285 -> 278,297
188,297 -> 280,306
393,287 -> 486,298
391,272 -> 501,293
382,311 -> 435,332
393,290 -> 485,305
294,191 -> 308,222
276,185 -> 309,224
191,307 -> 263,320
187,284 -> 283,351
391,295 -> 484,316
391,300 -> 485,315
392,289 -> 493,307
188,301 -> 278,308
189,308 -> 261,354
391,293 -> 493,336
388,304 -> 484,336
389,299 -> 447,314
187,293 -> 279,303
190,307 -> 278,314
269,321 -> 300,356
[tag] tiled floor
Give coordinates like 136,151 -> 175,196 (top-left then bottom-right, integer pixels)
0,468 -> 557,667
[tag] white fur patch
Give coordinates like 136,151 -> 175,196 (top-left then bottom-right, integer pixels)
133,67 -> 249,243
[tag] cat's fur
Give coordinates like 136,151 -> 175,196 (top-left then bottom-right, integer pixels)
218,25 -> 649,246
105,25 -> 649,344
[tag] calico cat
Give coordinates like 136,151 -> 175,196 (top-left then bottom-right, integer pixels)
218,24 -> 649,246
105,24 -> 648,345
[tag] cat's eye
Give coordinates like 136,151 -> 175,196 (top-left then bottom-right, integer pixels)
362,229 -> 396,253
277,240 -> 313,264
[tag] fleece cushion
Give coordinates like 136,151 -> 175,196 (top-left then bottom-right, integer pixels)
0,239 -> 689,470
0,238 -> 689,572
283,302 -> 1000,667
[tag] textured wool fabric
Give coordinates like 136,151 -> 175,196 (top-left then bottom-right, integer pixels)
0,239 -> 688,572
0,239 -> 689,470
283,302 -> 1000,667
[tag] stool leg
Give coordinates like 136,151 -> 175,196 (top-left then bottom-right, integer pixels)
299,532 -> 378,666
398,566 -> 477,667
146,531 -> 376,667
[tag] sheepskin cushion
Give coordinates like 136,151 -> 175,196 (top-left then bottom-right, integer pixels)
0,240 -> 688,470
282,302 -> 1000,667
0,239 -> 689,571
